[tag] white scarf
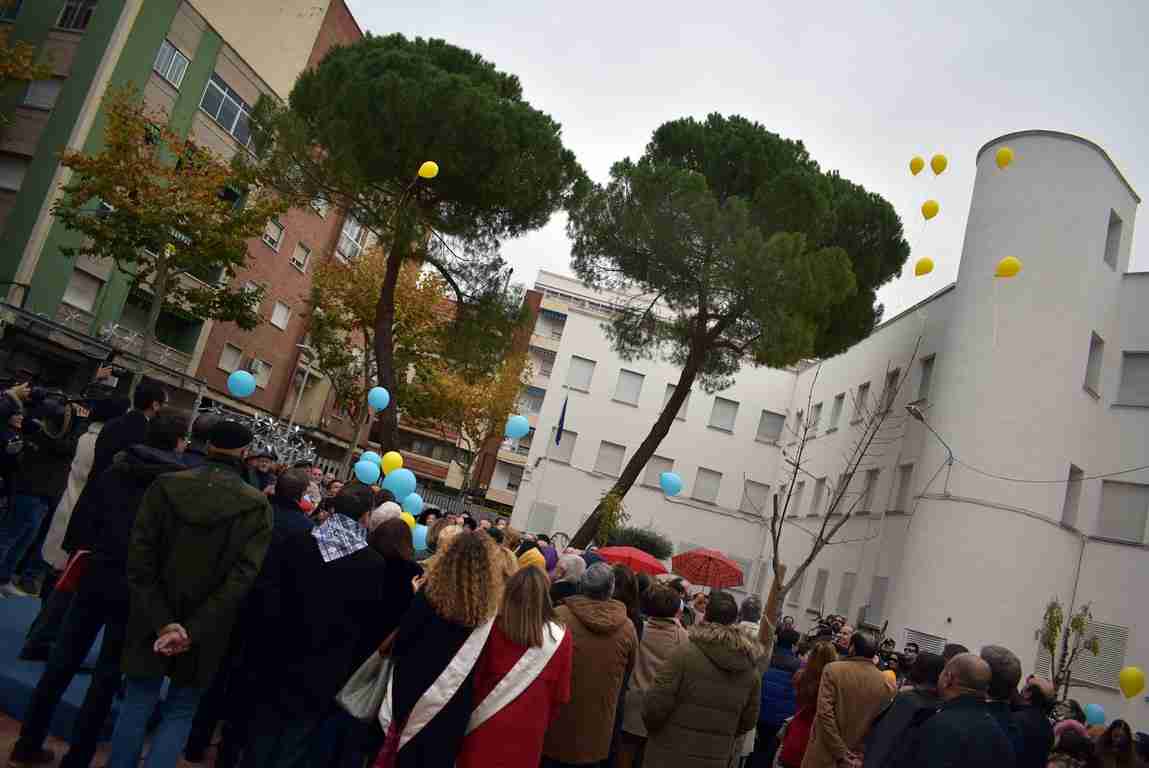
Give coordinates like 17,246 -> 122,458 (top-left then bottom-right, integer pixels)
465,622 -> 567,735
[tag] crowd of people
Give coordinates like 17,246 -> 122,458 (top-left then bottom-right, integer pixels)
0,378 -> 1146,768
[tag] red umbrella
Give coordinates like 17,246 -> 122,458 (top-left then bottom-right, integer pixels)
672,548 -> 744,589
595,546 -> 668,576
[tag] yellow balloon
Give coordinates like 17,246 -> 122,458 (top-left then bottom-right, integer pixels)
381,451 -> 404,475
399,511 -> 416,530
418,160 -> 439,179
995,256 -> 1022,278
996,147 -> 1014,170
914,257 -> 934,277
921,200 -> 939,220
931,154 -> 948,175
1119,666 -> 1146,699
909,156 -> 925,176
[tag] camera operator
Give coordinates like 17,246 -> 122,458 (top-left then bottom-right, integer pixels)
0,382 -> 90,597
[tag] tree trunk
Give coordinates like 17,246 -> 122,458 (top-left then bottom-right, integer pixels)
373,234 -> 406,450
569,346 -> 703,548
339,341 -> 375,479
131,255 -> 170,394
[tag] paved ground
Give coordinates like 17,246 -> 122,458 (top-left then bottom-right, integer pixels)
0,711 -> 215,767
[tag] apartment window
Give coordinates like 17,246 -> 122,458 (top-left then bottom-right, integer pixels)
261,220 -> 284,251
662,384 -> 690,420
1062,464 -> 1084,529
200,73 -> 254,147
786,570 -> 805,606
290,242 -> 311,271
1104,210 -> 1123,269
311,196 -> 329,218
252,359 -> 272,389
740,479 -> 770,515
549,428 -> 577,464
810,402 -> 823,431
918,356 -> 935,402
882,369 -> 900,412
24,80 -> 62,110
594,441 -> 626,477
218,343 -> 243,373
512,427 -> 534,455
835,572 -> 858,615
241,281 -> 262,312
57,0 -> 97,31
1097,481 -> 1149,544
643,455 -> 674,487
505,465 -> 524,491
809,568 -> 830,612
809,477 -> 826,517
757,410 -> 785,443
153,39 -> 190,88
0,153 -> 29,192
859,469 -> 880,513
1117,352 -> 1149,406
868,576 -> 890,624
532,347 -> 556,378
828,393 -> 845,430
62,269 -> 101,312
789,481 -> 805,517
1084,333 -> 1104,397
0,0 -> 21,21
565,356 -> 596,392
519,385 -> 545,414
893,463 -> 914,512
336,215 -> 367,261
854,382 -> 870,421
614,369 -> 644,406
270,301 -> 291,330
693,467 -> 723,504
709,397 -> 739,433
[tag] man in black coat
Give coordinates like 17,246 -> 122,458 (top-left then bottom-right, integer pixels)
241,488 -> 389,768
9,410 -> 190,768
1011,677 -> 1055,768
980,646 -> 1024,757
863,652 -> 944,767
62,379 -> 167,555
890,653 -> 1016,768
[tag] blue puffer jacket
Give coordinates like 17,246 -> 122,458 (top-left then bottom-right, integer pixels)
759,648 -> 801,726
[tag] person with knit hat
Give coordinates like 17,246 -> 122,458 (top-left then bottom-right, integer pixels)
105,419 -> 272,768
518,546 -> 547,572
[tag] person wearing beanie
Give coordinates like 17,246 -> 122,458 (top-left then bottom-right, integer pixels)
368,500 -> 402,533
104,419 -> 272,768
518,546 -> 547,573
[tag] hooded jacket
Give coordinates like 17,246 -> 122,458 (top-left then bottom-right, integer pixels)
623,616 -> 690,737
542,596 -> 638,764
643,621 -> 763,768
122,456 -> 272,689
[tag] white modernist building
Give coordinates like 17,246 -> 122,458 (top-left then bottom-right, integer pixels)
510,130 -> 1148,722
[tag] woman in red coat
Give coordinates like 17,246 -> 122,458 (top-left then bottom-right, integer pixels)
457,565 -> 573,768
778,640 -> 837,768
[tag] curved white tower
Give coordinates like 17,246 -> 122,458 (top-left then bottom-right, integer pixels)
886,131 -> 1144,715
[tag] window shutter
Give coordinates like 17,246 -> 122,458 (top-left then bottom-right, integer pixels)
757,410 -> 785,442
614,370 -> 644,405
594,441 -> 626,477
566,357 -> 596,391
693,467 -> 723,504
1117,353 -> 1149,406
710,397 -> 739,431
904,628 -> 947,655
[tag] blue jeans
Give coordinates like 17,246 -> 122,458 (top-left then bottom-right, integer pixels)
0,494 -> 51,583
107,677 -> 202,768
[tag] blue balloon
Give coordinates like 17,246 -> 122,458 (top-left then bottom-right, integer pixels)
227,370 -> 256,398
660,471 -> 683,497
412,524 -> 428,553
354,460 -> 381,485
361,451 -> 381,465
368,386 -> 391,411
382,467 -> 416,499
505,414 -> 530,440
401,493 -> 424,515
1084,703 -> 1105,725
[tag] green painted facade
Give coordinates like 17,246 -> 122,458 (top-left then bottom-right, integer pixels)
0,0 -> 226,337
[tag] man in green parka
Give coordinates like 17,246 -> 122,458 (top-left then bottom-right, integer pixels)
105,419 -> 272,768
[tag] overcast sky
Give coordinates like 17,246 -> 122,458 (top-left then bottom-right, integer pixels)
346,0 -> 1148,319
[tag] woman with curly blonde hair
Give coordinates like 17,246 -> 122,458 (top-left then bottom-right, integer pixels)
375,531 -> 505,768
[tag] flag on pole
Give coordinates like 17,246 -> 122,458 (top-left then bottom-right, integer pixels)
555,396 -> 568,445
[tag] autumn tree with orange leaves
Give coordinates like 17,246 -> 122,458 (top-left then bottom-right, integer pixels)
52,86 -> 286,373
309,252 -> 449,471
0,2 -> 52,125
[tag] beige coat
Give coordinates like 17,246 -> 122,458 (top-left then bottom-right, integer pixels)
800,657 -> 893,768
622,617 -> 690,737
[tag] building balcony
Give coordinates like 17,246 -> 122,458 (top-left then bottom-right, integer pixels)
498,448 -> 528,466
57,306 -> 194,372
485,486 -> 517,506
530,332 -> 562,354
